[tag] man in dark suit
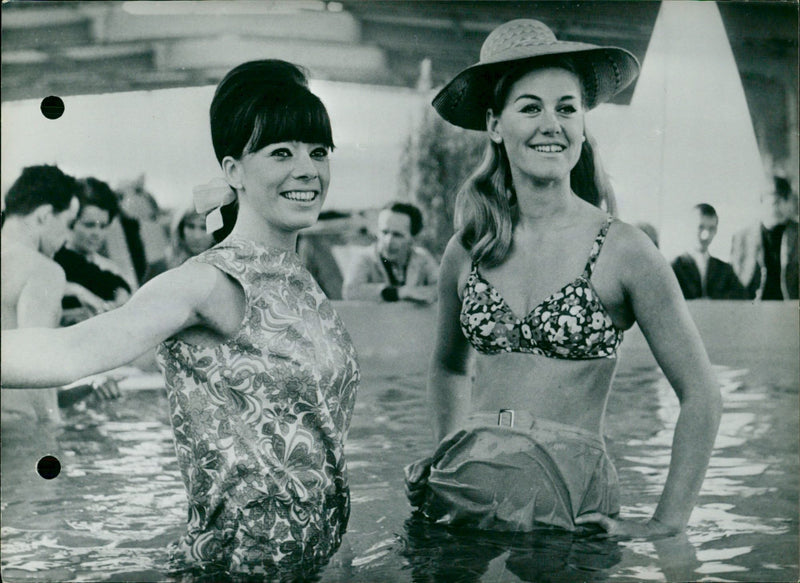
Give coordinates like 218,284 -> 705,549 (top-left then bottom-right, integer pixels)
671,204 -> 746,300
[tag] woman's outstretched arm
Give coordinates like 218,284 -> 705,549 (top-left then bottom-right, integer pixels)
1,261 -> 238,388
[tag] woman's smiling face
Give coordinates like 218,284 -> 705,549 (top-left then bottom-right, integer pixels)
233,140 -> 330,233
489,67 -> 585,185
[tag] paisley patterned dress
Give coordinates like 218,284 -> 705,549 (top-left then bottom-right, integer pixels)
155,237 -> 360,578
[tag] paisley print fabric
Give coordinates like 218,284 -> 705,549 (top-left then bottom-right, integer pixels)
460,216 -> 622,359
155,237 -> 360,578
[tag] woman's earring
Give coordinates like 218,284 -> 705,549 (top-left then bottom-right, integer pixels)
581,135 -> 587,143
491,136 -> 503,144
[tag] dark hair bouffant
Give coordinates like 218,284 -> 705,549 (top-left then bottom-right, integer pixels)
207,60 -> 335,241
210,59 -> 334,164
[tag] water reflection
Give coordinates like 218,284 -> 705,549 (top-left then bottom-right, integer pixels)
1,393 -> 183,582
400,514 -> 623,583
1,360 -> 797,582
607,363 -> 798,581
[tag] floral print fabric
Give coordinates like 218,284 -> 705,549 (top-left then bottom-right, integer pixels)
155,237 -> 360,578
460,216 -> 622,359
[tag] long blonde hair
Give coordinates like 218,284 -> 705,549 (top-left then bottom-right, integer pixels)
455,141 -> 517,267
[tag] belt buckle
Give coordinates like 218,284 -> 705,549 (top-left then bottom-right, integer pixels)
498,409 -> 514,427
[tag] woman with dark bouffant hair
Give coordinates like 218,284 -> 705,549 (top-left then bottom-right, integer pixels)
2,60 -> 360,579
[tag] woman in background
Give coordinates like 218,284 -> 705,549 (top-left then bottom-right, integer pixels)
2,59 -> 360,579
143,206 -> 214,282
55,176 -> 133,325
405,19 -> 721,539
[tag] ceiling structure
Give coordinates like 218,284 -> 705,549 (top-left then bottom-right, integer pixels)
2,1 -> 797,170
1,1 -> 796,102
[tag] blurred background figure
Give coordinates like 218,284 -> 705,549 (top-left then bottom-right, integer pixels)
1,167 -> 121,421
730,176 -> 799,300
55,177 -> 133,325
296,210 -> 353,299
143,206 -> 214,282
671,203 -> 745,300
636,222 -> 660,249
1,165 -> 80,422
103,174 -> 168,289
343,201 -> 438,303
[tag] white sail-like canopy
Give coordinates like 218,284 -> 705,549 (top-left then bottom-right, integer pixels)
607,1 -> 769,261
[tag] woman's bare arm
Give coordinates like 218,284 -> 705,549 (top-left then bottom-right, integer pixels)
405,235 -> 473,506
578,223 -> 722,537
427,236 -> 474,444
1,261 -> 238,388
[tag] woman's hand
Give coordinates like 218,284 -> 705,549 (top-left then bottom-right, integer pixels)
404,456 -> 433,508
575,513 -> 680,540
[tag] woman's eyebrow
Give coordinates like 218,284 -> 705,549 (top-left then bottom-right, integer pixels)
513,93 -> 579,103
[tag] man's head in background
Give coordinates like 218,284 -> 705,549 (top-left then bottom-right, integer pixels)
377,201 -> 424,267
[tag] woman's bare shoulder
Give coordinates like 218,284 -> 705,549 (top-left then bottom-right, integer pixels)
144,259 -> 235,302
442,232 -> 471,263
125,258 -> 244,337
607,218 -> 665,264
441,232 -> 472,271
604,218 -> 679,301
439,233 -> 474,296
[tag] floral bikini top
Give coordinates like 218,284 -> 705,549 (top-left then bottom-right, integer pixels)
460,216 -> 623,359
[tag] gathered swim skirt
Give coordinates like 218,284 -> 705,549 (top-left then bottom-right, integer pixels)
419,411 -> 619,532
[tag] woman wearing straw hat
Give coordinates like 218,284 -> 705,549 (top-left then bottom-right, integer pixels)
405,19 -> 721,539
2,60 -> 360,578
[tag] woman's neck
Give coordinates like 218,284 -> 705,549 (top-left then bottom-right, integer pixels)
228,213 -> 298,252
514,177 -> 580,227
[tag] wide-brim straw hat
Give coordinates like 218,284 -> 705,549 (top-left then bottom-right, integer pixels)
432,19 -> 640,130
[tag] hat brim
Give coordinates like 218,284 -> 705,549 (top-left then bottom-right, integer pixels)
432,44 -> 640,131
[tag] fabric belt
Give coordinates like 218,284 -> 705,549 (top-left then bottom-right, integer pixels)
466,410 -> 605,449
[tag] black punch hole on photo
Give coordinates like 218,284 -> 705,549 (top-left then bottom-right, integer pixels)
37,455 -> 61,479
40,96 -> 65,120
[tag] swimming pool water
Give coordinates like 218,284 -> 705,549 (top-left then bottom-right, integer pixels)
2,304 -> 798,582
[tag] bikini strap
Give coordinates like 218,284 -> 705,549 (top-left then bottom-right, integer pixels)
583,216 -> 614,278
